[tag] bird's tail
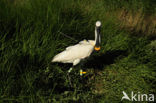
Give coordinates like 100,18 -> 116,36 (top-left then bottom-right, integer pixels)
51,51 -> 66,63
51,54 -> 60,62
51,57 -> 57,62
51,59 -> 56,62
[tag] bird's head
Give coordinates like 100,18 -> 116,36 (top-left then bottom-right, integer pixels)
94,21 -> 101,51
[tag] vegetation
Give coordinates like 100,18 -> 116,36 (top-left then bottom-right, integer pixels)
0,0 -> 156,102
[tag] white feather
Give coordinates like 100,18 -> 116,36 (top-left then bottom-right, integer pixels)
52,40 -> 95,65
52,21 -> 101,67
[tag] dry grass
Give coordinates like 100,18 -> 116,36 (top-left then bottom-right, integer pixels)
117,9 -> 156,35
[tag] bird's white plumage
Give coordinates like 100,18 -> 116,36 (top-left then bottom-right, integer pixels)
52,21 -> 101,69
52,40 -> 95,66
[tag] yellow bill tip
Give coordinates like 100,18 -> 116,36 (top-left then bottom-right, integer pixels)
94,47 -> 100,51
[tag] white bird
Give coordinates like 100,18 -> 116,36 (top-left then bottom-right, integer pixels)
52,21 -> 101,75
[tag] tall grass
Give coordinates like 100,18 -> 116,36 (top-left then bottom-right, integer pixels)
0,0 -> 156,102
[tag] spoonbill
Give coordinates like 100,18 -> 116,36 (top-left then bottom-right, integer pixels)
52,21 -> 101,75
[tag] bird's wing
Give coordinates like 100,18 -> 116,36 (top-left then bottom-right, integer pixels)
66,45 -> 74,50
66,39 -> 90,50
52,43 -> 94,63
79,39 -> 89,44
88,40 -> 95,46
65,39 -> 88,50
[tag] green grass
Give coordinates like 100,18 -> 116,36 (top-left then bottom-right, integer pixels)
0,0 -> 156,102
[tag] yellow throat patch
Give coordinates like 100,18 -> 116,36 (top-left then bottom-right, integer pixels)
94,46 -> 100,51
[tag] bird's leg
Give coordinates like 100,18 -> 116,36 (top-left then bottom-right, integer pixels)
79,61 -> 87,76
68,67 -> 73,73
80,69 -> 83,76
80,69 -> 87,76
67,67 -> 73,87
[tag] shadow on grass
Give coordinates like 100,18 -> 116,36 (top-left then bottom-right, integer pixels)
49,50 -> 128,92
84,50 -> 128,70
52,50 -> 128,71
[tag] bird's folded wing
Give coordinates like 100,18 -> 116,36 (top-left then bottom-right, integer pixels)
79,39 -> 89,44
66,45 -> 74,50
66,40 -> 89,50
52,44 -> 94,63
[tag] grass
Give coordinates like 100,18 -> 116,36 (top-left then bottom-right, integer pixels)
0,0 -> 156,102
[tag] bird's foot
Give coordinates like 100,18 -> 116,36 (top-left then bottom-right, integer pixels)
80,69 -> 87,76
